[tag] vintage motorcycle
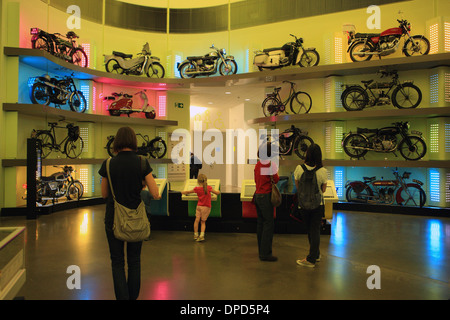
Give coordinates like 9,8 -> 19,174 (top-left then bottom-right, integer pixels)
344,18 -> 430,62
103,90 -> 156,118
345,168 -> 426,208
31,28 -> 88,67
254,34 -> 320,70
341,70 -> 422,111
177,44 -> 237,78
23,165 -> 84,205
342,121 -> 426,161
278,125 -> 314,160
106,133 -> 167,159
29,74 -> 87,113
104,42 -> 165,78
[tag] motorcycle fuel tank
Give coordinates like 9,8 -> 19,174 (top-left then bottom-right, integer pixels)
380,27 -> 402,37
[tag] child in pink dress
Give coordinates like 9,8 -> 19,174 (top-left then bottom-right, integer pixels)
181,174 -> 220,241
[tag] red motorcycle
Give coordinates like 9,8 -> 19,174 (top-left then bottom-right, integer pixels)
345,18 -> 430,62
103,90 -> 156,118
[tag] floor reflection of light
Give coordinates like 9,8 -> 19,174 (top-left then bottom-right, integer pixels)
427,220 -> 443,263
80,213 -> 89,235
330,212 -> 346,258
150,280 -> 171,300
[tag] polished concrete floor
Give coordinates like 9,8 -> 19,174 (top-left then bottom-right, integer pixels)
0,205 -> 449,300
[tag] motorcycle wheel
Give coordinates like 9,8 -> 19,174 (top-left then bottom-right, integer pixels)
30,82 -> 51,105
105,59 -> 124,74
32,37 -> 51,53
298,50 -> 320,67
341,86 -> 368,111
67,181 -> 84,200
391,83 -> 422,109
179,63 -> 195,79
261,97 -> 281,117
293,135 -> 314,159
396,184 -> 426,208
69,90 -> 87,113
149,139 -> 167,159
398,136 -> 427,161
345,185 -> 372,203
71,48 -> 88,68
146,62 -> 165,78
219,59 -> 238,76
349,40 -> 374,62
290,91 -> 312,114
106,137 -> 116,157
403,35 -> 430,57
35,131 -> 54,159
64,137 -> 84,159
342,133 -> 369,159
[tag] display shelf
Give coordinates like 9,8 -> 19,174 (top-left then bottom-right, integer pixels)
6,47 -> 450,89
2,157 -> 172,167
2,103 -> 178,127
248,106 -> 450,125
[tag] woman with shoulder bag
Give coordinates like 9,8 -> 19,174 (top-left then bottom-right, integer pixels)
294,144 -> 327,268
254,142 -> 279,262
98,126 -> 160,300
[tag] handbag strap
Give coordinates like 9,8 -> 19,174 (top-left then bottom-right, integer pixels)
106,157 -> 116,200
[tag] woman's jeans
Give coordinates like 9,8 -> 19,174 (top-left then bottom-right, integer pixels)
302,205 -> 324,264
105,226 -> 143,300
254,193 -> 274,258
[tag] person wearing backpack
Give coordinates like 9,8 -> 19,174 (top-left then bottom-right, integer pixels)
294,144 -> 327,268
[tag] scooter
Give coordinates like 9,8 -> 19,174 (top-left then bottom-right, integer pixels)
103,90 -> 156,119
104,42 -> 165,78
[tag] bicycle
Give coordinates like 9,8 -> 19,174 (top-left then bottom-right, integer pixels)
31,120 -> 84,159
106,133 -> 167,159
261,81 -> 312,117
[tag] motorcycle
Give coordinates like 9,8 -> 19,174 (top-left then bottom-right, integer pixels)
278,125 -> 314,160
106,133 -> 167,159
254,34 -> 320,70
341,121 -> 427,161
31,28 -> 88,67
103,90 -> 156,119
104,42 -> 165,78
344,18 -> 430,62
341,70 -> 422,111
177,44 -> 237,78
29,74 -> 87,113
23,165 -> 84,206
345,168 -> 426,208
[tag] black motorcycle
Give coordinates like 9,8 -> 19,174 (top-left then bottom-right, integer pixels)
254,34 -> 320,70
341,70 -> 422,111
106,133 -> 167,159
23,165 -> 84,205
31,28 -> 88,68
342,121 -> 426,161
279,125 -> 314,159
177,44 -> 237,78
29,75 -> 87,113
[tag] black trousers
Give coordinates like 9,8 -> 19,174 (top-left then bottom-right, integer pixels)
301,205 -> 324,264
254,193 -> 274,258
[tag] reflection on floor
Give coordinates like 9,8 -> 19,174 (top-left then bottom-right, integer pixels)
0,205 -> 449,300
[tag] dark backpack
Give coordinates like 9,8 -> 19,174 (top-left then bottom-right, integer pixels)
297,164 -> 322,210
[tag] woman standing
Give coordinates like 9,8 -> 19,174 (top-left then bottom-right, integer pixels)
254,142 -> 279,262
294,144 -> 327,268
98,127 -> 160,300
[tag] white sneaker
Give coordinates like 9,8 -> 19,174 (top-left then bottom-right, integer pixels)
296,258 -> 315,268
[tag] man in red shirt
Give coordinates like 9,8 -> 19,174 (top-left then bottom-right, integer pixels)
254,142 -> 279,261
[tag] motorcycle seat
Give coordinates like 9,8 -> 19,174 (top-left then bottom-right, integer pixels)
355,32 -> 380,38
40,176 -> 54,182
363,176 -> 376,181
357,127 -> 378,134
123,94 -> 133,98
263,47 -> 283,53
361,80 -> 373,85
113,51 -> 133,59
